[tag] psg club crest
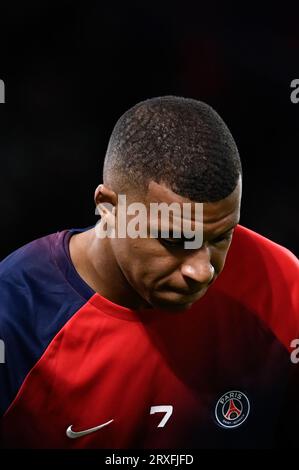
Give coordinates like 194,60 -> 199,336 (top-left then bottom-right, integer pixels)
215,391 -> 250,428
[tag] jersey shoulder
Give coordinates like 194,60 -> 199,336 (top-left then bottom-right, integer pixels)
225,224 -> 299,298
0,231 -> 89,415
0,232 -> 58,286
0,231 -> 76,331
218,224 -> 299,348
232,224 -> 298,273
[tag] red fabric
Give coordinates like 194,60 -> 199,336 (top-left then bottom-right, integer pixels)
1,225 -> 298,448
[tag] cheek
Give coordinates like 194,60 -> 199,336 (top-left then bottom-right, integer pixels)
111,238 -> 177,287
111,238 -> 143,278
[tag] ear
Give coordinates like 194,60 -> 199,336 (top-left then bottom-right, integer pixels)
94,184 -> 118,207
94,184 -> 118,225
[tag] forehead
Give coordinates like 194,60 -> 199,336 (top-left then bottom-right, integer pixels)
142,177 -> 242,234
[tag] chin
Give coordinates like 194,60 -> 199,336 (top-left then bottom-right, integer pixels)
149,289 -> 207,312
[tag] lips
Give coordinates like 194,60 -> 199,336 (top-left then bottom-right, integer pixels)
158,285 -> 203,296
171,288 -> 203,296
154,286 -> 208,310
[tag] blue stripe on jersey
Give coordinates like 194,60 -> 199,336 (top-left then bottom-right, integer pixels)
0,227 -> 95,415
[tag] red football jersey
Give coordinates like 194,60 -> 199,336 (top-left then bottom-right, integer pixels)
0,225 -> 298,448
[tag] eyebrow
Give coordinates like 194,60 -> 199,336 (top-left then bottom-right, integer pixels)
147,219 -> 239,241
153,224 -> 237,243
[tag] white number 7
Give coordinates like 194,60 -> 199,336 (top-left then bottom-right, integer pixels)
150,405 -> 173,427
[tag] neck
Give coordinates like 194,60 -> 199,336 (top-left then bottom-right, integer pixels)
69,228 -> 149,311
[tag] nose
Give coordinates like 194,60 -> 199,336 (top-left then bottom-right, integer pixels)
181,248 -> 215,285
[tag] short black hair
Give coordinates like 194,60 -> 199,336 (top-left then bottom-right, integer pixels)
103,96 -> 242,202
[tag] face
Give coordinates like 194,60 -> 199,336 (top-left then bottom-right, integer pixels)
108,177 -> 242,311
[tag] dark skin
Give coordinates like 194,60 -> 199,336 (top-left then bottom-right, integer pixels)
69,176 -> 242,312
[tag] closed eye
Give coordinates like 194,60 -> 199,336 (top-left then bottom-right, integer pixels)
211,230 -> 234,245
159,237 -> 188,248
159,228 -> 235,248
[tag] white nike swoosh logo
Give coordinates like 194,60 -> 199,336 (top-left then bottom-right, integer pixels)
66,419 -> 114,439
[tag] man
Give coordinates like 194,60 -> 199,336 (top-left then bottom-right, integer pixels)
0,96 -> 298,448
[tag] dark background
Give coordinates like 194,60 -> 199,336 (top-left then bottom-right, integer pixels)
0,1 -> 298,259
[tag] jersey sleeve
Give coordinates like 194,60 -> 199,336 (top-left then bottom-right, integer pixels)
0,233 -> 88,417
